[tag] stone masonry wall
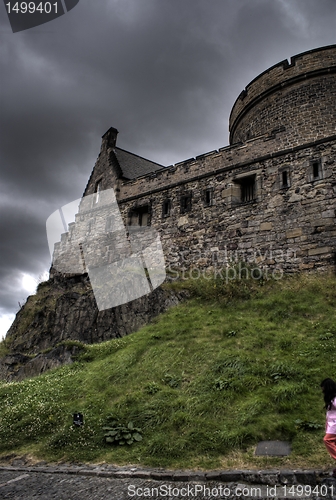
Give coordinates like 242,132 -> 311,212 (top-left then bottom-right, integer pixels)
52,133 -> 336,280
229,45 -> 336,145
231,75 -> 336,147
117,138 -> 336,276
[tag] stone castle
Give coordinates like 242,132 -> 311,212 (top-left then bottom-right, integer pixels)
3,45 -> 336,379
60,44 -> 336,279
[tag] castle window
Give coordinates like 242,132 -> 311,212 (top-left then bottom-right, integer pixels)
204,188 -> 214,207
129,205 -> 150,226
105,215 -> 115,232
140,212 -> 148,226
180,193 -> 192,214
240,176 -> 255,203
94,180 -> 102,204
87,218 -> 94,234
312,160 -> 322,180
282,171 -> 288,187
231,173 -> 258,206
307,159 -> 323,183
130,211 -> 139,226
162,199 -> 171,217
280,168 -> 290,188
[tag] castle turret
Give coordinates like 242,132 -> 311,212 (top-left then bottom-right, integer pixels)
229,45 -> 336,146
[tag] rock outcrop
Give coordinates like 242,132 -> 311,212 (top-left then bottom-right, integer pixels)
0,344 -> 82,382
1,273 -> 187,381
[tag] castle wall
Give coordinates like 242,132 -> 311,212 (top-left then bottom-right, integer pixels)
118,137 -> 336,276
231,76 -> 336,147
229,45 -> 336,146
52,135 -> 336,279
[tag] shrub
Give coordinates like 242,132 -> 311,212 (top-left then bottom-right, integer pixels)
103,420 -> 142,445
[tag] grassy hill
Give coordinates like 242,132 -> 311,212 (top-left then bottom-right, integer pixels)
0,273 -> 335,470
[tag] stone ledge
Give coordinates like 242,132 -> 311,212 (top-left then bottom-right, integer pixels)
0,465 -> 332,485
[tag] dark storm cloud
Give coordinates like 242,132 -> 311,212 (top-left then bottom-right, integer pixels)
0,0 -> 335,335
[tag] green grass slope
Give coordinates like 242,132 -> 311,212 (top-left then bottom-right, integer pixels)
0,274 -> 335,470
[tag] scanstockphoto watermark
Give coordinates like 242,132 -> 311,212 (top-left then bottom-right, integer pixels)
168,262 -> 284,283
179,245 -> 298,266
166,245 -> 298,283
127,483 -> 335,498
128,483 -> 274,498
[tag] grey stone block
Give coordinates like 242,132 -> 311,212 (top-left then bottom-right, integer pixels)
243,471 -> 261,484
188,471 -> 206,481
220,471 -> 244,482
65,469 -> 79,475
97,471 -> 117,478
80,470 -> 100,477
132,471 -> 152,479
279,470 -> 296,484
111,470 -> 133,478
150,471 -> 174,480
205,471 -> 222,480
294,471 -> 317,485
173,472 -> 190,481
259,471 -> 279,485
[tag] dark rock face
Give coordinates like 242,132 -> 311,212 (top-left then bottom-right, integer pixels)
1,273 -> 186,381
0,345 -> 80,382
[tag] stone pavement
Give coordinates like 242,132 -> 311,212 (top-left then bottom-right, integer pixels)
0,462 -> 335,499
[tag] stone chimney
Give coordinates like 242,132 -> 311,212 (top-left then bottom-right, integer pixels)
102,127 -> 119,149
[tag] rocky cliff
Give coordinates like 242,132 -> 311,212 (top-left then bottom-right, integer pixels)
1,273 -> 186,381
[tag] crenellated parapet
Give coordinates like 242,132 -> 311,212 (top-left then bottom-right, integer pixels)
229,45 -> 336,146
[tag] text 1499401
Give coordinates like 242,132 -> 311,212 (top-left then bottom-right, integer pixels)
6,2 -> 58,14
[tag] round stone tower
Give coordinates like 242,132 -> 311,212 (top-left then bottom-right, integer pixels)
229,45 -> 336,146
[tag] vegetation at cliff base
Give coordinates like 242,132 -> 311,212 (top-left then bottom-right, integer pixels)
0,273 -> 335,470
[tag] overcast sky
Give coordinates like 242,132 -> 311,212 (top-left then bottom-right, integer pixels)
0,0 -> 335,339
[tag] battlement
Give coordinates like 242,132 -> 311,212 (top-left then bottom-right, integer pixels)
119,126 -> 336,202
229,45 -> 336,145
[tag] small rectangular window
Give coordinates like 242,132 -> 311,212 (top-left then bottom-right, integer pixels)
140,211 -> 148,227
240,177 -> 255,202
130,211 -> 139,226
105,215 -> 115,232
94,180 -> 102,204
162,199 -> 171,217
280,170 -> 291,188
308,159 -> 323,182
313,161 -> 320,179
282,171 -> 288,187
180,193 -> 192,214
232,174 -> 256,205
204,188 -> 213,206
129,206 -> 150,226
87,219 -> 94,234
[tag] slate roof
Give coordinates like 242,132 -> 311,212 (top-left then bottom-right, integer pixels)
113,147 -> 164,180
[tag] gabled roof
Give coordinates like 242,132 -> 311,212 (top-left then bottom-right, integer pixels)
113,147 -> 164,180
